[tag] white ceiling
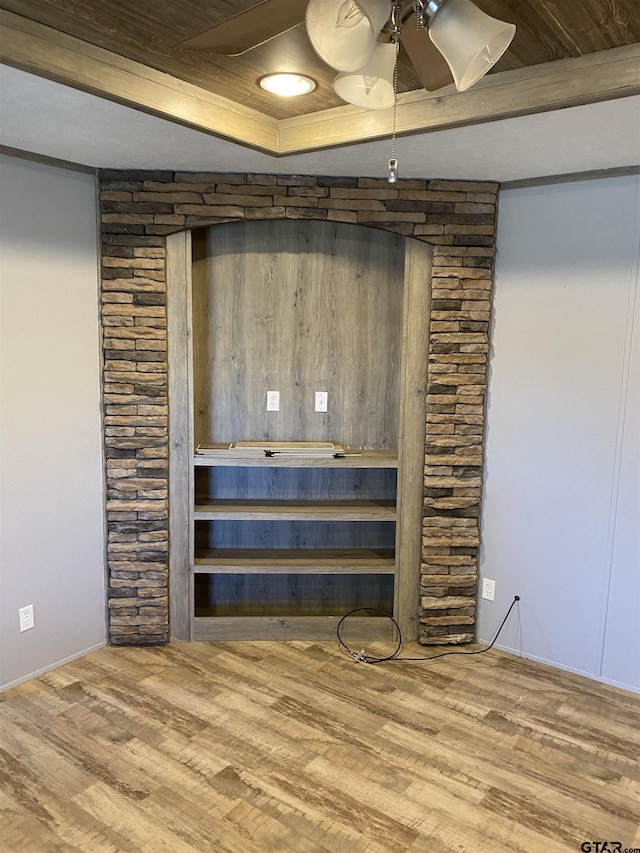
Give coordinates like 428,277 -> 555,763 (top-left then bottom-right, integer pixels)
1,64 -> 639,182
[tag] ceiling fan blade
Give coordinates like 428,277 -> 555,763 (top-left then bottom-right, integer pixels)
400,15 -> 454,91
179,0 -> 309,55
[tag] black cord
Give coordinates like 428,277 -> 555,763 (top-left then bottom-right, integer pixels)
336,607 -> 403,663
336,595 -> 520,665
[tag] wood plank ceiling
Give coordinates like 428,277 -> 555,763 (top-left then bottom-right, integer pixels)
1,0 -> 639,154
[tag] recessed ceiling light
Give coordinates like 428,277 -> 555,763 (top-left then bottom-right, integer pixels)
259,73 -> 317,97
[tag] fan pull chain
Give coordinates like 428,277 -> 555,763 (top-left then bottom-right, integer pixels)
388,3 -> 401,183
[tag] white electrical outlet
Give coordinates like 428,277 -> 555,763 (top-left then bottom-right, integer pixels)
266,390 -> 280,412
19,604 -> 35,632
481,578 -> 496,601
315,391 -> 328,413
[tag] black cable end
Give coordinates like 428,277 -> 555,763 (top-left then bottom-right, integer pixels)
514,595 -> 520,601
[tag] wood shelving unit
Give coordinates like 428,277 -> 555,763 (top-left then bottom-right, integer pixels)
167,222 -> 430,643
191,452 -> 399,640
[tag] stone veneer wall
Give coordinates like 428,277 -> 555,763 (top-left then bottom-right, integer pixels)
99,170 -> 497,646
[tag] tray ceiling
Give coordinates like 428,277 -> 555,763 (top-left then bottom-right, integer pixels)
1,0 -> 639,155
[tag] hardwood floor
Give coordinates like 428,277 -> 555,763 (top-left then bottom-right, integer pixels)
1,641 -> 639,852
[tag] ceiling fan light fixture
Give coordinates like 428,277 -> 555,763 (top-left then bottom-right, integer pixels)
332,41 -> 396,109
258,73 -> 317,97
427,0 -> 516,91
306,0 -> 391,72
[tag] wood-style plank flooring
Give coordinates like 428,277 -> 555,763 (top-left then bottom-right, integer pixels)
1,641 -> 639,852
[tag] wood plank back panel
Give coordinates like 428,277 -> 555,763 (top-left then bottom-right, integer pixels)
194,519 -> 397,552
195,465 -> 397,501
191,220 -> 404,450
194,572 -> 394,617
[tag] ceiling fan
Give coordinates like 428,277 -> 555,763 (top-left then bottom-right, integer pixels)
180,0 -> 516,107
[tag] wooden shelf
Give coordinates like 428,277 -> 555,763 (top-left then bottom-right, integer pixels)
192,615 -> 395,642
193,450 -> 398,468
193,499 -> 397,521
193,548 -> 395,574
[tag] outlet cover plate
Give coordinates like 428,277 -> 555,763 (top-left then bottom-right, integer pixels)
266,390 -> 280,412
19,604 -> 35,632
481,578 -> 496,601
315,391 -> 328,413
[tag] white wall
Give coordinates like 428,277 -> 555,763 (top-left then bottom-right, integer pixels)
0,154 -> 106,690
480,174 -> 640,693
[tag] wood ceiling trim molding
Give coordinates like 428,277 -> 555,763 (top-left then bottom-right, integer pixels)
279,44 -> 640,153
1,9 -> 639,158
0,9 -> 280,152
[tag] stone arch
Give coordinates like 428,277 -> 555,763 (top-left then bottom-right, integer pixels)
99,170 -> 497,646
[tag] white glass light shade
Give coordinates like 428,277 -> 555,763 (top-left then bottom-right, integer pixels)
428,0 -> 516,91
332,42 -> 396,110
306,0 -> 391,72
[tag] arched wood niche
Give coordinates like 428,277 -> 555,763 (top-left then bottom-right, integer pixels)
167,219 -> 431,642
